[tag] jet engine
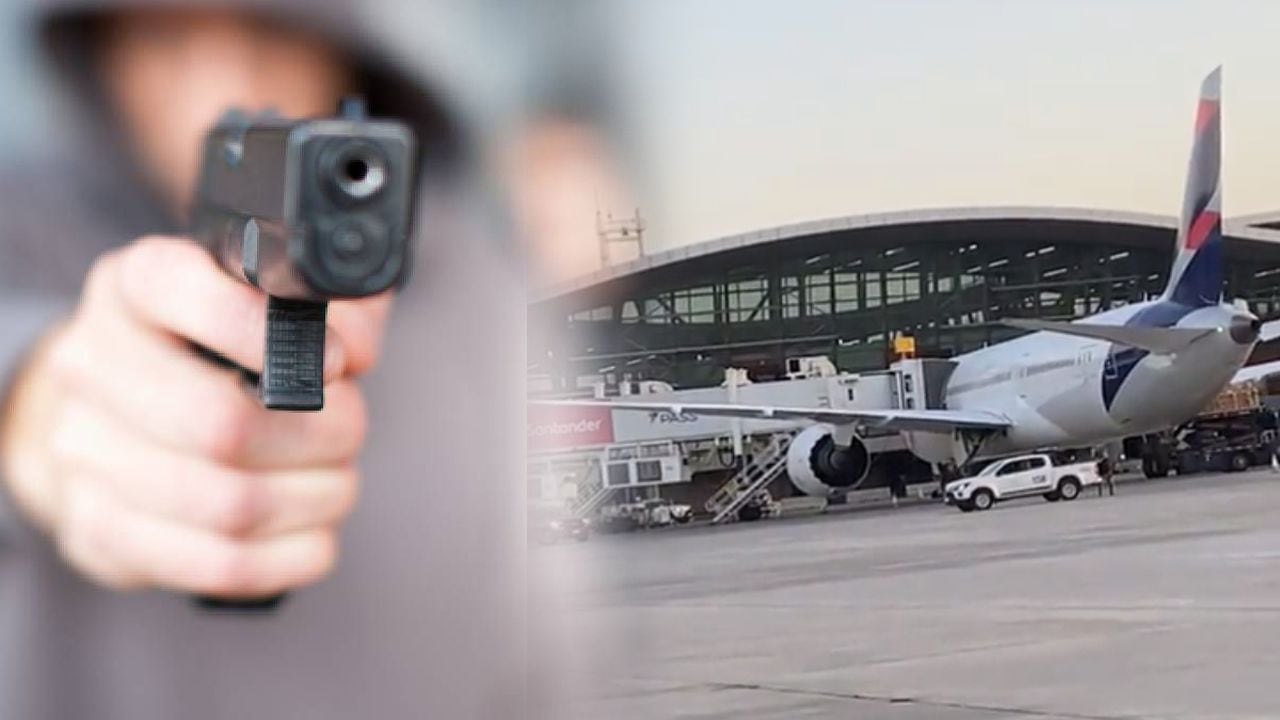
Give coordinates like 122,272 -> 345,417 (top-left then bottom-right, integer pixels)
785,424 -> 871,497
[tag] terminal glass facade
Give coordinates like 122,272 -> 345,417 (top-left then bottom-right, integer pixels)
531,218 -> 1280,392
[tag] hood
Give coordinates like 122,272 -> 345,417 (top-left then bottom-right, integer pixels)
32,0 -> 467,171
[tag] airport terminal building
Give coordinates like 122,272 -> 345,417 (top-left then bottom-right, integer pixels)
531,207 -> 1280,393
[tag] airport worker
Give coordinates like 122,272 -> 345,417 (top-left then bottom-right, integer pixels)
889,472 -> 906,506
1096,453 -> 1115,496
0,1 -> 559,717
652,500 -> 671,527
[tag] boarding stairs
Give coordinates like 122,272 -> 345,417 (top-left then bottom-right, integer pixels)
572,462 -> 614,518
705,433 -> 793,524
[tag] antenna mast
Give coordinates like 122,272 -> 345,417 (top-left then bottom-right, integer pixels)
596,203 -> 646,267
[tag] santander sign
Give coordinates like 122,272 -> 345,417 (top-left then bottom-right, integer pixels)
527,404 -> 615,452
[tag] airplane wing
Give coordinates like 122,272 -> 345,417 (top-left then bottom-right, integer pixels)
1230,359 -> 1280,385
532,400 -> 1011,433
1001,318 -> 1215,354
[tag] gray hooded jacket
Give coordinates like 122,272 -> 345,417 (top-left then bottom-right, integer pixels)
0,1 -> 528,718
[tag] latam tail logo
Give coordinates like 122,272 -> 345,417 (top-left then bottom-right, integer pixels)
1165,67 -> 1223,308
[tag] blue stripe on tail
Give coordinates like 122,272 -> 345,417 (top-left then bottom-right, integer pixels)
1168,220 -> 1223,307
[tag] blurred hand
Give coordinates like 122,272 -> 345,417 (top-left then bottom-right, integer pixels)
0,236 -> 389,599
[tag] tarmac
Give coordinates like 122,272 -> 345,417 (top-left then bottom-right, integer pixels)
532,469 -> 1280,719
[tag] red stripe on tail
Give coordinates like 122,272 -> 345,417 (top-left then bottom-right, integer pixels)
1186,210 -> 1220,250
1195,99 -> 1219,132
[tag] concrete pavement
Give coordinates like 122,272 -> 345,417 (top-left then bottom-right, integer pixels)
533,469 -> 1280,719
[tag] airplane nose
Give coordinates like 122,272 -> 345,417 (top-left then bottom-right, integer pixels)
1230,314 -> 1261,344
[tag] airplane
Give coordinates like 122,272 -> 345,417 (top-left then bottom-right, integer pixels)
535,67 -> 1263,499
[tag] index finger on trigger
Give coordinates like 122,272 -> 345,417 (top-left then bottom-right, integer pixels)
113,236 -> 349,382
326,294 -> 393,377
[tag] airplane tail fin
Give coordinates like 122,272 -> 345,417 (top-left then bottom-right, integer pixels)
1163,66 -> 1223,307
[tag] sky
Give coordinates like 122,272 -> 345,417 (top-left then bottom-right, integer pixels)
606,0 -> 1280,252
1,0 -> 1278,264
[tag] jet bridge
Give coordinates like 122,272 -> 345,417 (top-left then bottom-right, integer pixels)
607,369 -> 918,449
889,358 -> 959,412
530,356 -> 957,518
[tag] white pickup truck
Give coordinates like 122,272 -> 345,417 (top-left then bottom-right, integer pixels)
944,453 -> 1103,512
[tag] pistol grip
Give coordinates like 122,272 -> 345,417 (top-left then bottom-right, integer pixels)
184,298 -> 325,614
261,297 -> 328,411
192,593 -> 288,614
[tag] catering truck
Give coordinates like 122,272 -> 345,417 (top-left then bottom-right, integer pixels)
1177,382 -> 1279,476
1128,371 -> 1280,478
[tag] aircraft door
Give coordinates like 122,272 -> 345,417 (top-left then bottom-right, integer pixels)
1077,348 -> 1092,385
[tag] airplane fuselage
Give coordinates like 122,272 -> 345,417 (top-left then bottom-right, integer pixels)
903,299 -> 1258,465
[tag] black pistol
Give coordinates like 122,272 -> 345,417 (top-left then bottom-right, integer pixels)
192,97 -> 416,410
190,99 -> 416,611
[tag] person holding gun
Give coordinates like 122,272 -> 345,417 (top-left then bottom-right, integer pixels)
0,1 -> 572,717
